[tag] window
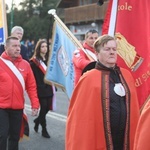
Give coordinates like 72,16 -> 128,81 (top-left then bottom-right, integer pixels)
79,0 -> 96,5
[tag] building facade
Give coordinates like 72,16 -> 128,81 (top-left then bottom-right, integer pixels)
57,0 -> 109,40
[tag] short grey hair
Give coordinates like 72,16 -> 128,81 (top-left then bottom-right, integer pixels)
11,26 -> 24,34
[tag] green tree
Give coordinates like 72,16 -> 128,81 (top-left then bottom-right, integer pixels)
7,0 -> 60,43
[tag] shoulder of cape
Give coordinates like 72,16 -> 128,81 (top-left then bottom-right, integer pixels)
120,67 -> 131,75
81,69 -> 100,80
82,61 -> 96,75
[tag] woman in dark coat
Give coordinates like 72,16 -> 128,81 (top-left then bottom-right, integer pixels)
30,39 -> 53,138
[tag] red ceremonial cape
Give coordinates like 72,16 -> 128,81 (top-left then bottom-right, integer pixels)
66,68 -> 139,150
134,100 -> 150,150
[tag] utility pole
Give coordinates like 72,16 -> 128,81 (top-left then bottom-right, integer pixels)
10,0 -> 14,33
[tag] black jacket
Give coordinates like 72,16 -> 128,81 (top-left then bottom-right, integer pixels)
95,61 -> 127,150
30,60 -> 53,98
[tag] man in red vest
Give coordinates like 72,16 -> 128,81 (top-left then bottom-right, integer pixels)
73,29 -> 99,86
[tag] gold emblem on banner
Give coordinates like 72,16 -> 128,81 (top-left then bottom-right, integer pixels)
115,33 -> 143,71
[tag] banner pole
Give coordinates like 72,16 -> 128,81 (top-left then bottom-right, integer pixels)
108,0 -> 118,36
48,9 -> 96,61
48,9 -> 83,49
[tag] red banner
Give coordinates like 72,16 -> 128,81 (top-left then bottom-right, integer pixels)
102,0 -> 150,108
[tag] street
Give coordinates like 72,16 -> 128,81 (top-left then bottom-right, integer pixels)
19,88 -> 69,150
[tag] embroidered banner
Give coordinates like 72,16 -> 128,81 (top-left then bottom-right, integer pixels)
45,21 -> 77,99
102,0 -> 150,107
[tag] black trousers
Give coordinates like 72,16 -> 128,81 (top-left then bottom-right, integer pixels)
35,97 -> 52,128
0,109 -> 23,150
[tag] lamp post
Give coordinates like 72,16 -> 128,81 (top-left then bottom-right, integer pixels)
10,0 -> 14,33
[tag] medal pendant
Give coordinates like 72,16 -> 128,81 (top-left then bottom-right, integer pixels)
114,83 -> 125,97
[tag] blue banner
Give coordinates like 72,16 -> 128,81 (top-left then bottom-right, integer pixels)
45,21 -> 77,99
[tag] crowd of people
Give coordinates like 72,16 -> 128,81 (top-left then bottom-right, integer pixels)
0,25 -> 150,150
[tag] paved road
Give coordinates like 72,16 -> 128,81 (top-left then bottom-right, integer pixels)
19,88 -> 69,150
